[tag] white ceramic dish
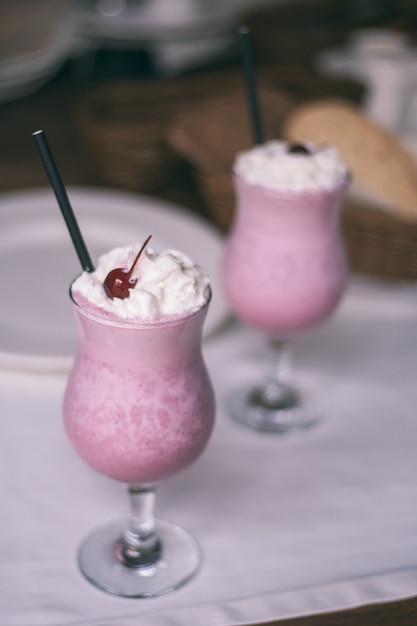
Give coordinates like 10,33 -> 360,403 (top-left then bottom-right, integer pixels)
0,187 -> 228,373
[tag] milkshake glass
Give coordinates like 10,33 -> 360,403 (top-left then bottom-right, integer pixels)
222,141 -> 349,433
63,246 -> 215,597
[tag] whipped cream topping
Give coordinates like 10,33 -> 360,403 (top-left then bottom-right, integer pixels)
72,244 -> 210,321
234,141 -> 348,191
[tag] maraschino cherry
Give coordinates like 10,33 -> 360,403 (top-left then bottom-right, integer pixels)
288,143 -> 311,155
103,235 -> 152,300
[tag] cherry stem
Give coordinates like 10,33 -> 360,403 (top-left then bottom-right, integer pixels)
125,235 -> 152,280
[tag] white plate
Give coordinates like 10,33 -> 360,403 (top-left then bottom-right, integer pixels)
0,187 -> 228,373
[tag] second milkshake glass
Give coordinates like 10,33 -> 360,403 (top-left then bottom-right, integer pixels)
63,285 -> 214,597
222,163 -> 349,433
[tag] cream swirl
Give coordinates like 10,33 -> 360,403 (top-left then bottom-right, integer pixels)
72,244 -> 210,320
234,141 -> 348,191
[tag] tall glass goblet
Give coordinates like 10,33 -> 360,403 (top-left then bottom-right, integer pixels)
222,145 -> 349,433
63,285 -> 214,597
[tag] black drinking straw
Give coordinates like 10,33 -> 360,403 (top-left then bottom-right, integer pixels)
32,129 -> 94,272
238,26 -> 264,145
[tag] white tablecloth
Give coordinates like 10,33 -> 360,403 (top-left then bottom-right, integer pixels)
3,277 -> 417,626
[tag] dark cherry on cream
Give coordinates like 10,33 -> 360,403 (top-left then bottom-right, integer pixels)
104,235 -> 152,300
288,143 -> 311,155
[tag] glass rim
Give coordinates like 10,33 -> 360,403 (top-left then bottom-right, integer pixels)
69,279 -> 212,330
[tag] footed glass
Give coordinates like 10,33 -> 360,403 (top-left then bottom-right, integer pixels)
63,286 -> 214,597
222,173 -> 348,433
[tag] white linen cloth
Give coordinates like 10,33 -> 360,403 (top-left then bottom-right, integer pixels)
2,277 -> 417,626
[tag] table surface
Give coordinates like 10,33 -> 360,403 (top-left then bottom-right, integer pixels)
2,64 -> 417,626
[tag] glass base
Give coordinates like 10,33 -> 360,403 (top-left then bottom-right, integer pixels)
227,381 -> 319,434
78,518 -> 201,597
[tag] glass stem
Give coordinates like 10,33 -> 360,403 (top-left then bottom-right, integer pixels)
116,485 -> 162,569
265,338 -> 293,386
251,338 -> 299,409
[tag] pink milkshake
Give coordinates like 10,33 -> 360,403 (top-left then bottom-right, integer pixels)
63,242 -> 215,597
64,295 -> 214,484
222,141 -> 349,433
223,142 -> 349,335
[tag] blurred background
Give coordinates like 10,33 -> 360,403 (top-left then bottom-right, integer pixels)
1,0 -> 417,280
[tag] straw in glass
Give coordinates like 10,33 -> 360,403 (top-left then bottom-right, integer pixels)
32,129 -> 94,273
238,26 -> 264,145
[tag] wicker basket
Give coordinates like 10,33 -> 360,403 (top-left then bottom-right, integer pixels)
76,73 -> 246,192
195,170 -> 235,231
77,81 -> 186,191
196,169 -> 417,282
342,199 -> 417,281
77,65 -> 364,194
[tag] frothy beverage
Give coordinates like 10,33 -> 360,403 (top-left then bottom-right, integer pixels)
64,244 -> 215,484
222,141 -> 349,334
